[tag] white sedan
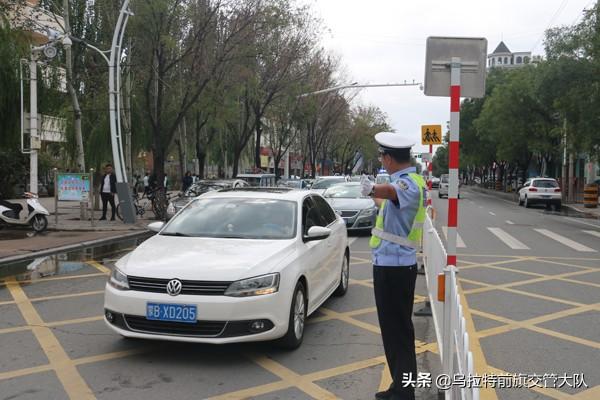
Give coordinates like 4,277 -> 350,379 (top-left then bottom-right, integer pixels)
104,188 -> 349,349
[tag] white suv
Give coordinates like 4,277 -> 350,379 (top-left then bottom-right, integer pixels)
438,174 -> 460,198
518,178 -> 561,210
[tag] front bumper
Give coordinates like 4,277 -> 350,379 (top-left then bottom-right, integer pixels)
104,283 -> 289,344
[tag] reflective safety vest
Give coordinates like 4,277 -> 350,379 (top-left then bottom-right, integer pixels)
369,173 -> 426,249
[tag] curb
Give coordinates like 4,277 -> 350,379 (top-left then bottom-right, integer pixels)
563,204 -> 600,218
0,230 -> 152,266
465,185 -> 518,202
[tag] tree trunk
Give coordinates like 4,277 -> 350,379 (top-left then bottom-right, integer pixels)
63,0 -> 85,172
254,113 -> 262,170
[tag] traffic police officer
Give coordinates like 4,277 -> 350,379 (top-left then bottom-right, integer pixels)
360,132 -> 427,400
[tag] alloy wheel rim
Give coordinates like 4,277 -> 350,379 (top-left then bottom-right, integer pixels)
293,290 -> 305,339
33,216 -> 44,231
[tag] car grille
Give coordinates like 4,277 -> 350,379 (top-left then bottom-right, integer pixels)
340,210 -> 358,218
124,315 -> 226,337
127,276 -> 231,296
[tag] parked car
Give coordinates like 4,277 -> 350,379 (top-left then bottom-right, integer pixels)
323,182 -> 377,232
518,177 -> 561,210
104,188 -> 349,349
431,176 -> 440,189
277,179 -> 308,189
166,180 -> 248,219
439,174 -> 460,198
237,173 -> 276,187
309,176 -> 348,195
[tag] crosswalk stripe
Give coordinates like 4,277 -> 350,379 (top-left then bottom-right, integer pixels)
505,220 -> 514,225
489,212 -> 496,216
583,230 -> 600,239
534,229 -> 597,252
487,227 -> 530,250
442,226 -> 466,248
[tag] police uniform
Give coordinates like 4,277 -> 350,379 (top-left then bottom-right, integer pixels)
369,132 -> 427,400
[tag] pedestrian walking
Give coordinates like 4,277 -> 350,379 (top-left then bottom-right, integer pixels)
99,163 -> 117,221
182,171 -> 193,192
359,132 -> 427,400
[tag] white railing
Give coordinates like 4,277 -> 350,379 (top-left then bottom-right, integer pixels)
422,208 -> 479,400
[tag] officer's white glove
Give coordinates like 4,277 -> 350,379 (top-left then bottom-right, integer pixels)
360,175 -> 374,197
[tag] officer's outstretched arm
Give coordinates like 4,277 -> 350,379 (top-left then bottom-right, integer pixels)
371,184 -> 398,203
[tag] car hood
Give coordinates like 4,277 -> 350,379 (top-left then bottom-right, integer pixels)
172,196 -> 194,208
116,235 -> 296,281
326,198 -> 375,210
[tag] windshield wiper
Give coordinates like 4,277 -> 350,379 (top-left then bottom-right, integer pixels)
160,232 -> 190,237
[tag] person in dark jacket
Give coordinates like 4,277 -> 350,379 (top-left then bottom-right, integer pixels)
182,171 -> 193,192
99,164 -> 117,220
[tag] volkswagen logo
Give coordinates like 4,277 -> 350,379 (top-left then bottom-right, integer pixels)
166,279 -> 182,296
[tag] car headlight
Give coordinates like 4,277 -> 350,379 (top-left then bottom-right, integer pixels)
167,202 -> 176,215
224,273 -> 280,297
108,267 -> 129,290
360,207 -> 377,217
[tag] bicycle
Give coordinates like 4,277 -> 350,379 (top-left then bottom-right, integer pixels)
116,189 -> 154,221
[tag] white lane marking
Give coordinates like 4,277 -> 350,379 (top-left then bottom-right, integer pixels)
583,230 -> 600,239
565,217 -> 600,229
442,226 -> 466,248
487,227 -> 530,250
506,220 -> 515,225
489,211 -> 496,216
349,237 -> 358,245
534,229 -> 597,252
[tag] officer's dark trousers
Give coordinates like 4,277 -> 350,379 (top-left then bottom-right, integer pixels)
373,264 -> 418,400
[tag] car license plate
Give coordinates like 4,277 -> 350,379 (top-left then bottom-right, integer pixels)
146,303 -> 197,323
541,195 -> 551,198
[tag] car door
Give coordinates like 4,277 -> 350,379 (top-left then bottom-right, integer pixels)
301,196 -> 330,309
520,180 -> 530,200
311,195 -> 345,294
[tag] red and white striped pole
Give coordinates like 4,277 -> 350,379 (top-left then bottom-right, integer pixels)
447,57 -> 461,267
427,144 -> 433,206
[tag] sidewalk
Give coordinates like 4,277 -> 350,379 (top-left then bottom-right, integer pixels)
0,195 -> 154,263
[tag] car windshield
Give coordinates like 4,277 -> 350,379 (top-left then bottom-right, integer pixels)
376,175 -> 390,184
324,184 -> 363,198
161,198 -> 297,239
533,180 -> 559,188
441,175 -> 449,183
311,178 -> 346,189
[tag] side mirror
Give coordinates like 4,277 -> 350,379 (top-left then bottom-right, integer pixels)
147,221 -> 165,233
303,226 -> 331,242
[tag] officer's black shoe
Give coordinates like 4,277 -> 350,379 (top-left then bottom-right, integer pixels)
375,389 -> 394,399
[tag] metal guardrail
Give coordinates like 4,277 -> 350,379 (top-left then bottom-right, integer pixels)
422,207 -> 479,400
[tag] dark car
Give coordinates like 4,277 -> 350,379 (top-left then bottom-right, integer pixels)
323,182 -> 377,232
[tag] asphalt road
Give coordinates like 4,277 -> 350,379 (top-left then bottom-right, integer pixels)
432,186 -> 600,400
0,234 -> 440,400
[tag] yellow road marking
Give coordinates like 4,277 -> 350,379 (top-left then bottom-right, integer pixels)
458,254 -> 600,261
350,256 -> 372,264
485,366 -> 575,400
574,385 -> 600,400
30,290 -> 104,303
379,362 -> 392,392
87,261 -> 111,274
0,300 -> 15,306
46,315 -> 105,327
456,281 -> 499,400
72,348 -> 149,366
206,381 -> 291,400
303,355 -> 386,381
319,307 -> 381,334
0,364 -> 54,381
5,278 -> 95,399
247,353 -> 339,399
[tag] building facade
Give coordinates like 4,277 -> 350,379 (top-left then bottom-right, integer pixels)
487,41 -> 540,69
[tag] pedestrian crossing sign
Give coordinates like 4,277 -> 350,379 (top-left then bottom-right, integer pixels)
421,125 -> 442,145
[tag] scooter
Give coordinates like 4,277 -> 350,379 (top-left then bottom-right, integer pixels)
0,192 -> 50,233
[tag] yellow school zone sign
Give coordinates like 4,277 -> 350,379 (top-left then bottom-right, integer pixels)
421,125 -> 442,145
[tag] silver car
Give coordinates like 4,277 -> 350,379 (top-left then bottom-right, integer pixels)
323,182 -> 377,232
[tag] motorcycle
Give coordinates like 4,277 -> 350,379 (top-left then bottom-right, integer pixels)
0,192 -> 50,233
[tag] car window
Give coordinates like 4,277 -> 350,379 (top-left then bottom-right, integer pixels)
533,180 -> 558,188
311,178 -> 346,189
323,184 -> 363,198
302,197 -> 319,235
312,195 -> 337,225
441,175 -> 449,183
523,181 -> 530,187
162,198 -> 297,239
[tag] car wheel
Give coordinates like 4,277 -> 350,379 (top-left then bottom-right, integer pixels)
277,281 -> 307,350
524,196 -> 530,208
518,195 -> 523,206
333,252 -> 350,297
438,192 -> 442,198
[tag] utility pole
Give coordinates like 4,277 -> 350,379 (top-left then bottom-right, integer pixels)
29,52 -> 39,195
